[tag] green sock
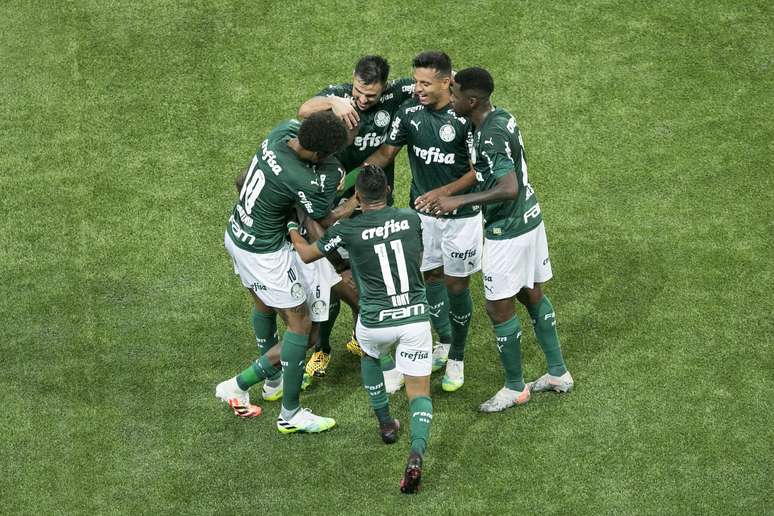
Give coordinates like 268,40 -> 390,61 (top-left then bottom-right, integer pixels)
236,354 -> 281,391
425,281 -> 451,344
279,331 -> 309,413
361,355 -> 391,425
380,354 -> 396,372
527,296 -> 567,377
409,396 -> 433,456
315,297 -> 339,354
252,308 -> 280,381
448,288 -> 473,361
494,316 -> 525,391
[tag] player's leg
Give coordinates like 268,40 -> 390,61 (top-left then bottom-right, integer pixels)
479,297 -> 531,412
439,214 -> 482,392
515,222 -> 573,393
517,285 -> 573,393
356,319 -> 400,444
418,213 -> 452,370
442,274 -> 471,392
478,236 -> 530,412
215,291 -> 284,417
395,322 -> 433,494
250,293 -> 283,401
424,266 -> 452,368
275,302 -> 336,433
216,238 -> 287,417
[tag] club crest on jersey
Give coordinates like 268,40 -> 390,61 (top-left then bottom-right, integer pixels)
290,283 -> 305,300
374,110 -> 390,127
311,300 -> 327,316
439,124 -> 456,142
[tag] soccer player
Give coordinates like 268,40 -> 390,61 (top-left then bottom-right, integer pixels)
215,111 -> 358,433
298,55 -> 415,387
289,165 -> 433,494
430,67 -> 573,412
365,51 -> 481,393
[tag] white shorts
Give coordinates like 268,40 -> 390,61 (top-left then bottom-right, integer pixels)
482,222 -> 553,301
292,251 -> 341,322
224,233 -> 340,321
355,318 -> 433,377
418,212 -> 483,277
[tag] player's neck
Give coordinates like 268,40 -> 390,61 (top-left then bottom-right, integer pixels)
471,103 -> 494,128
287,138 -> 318,163
428,95 -> 451,111
361,200 -> 387,213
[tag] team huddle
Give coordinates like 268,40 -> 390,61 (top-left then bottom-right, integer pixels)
215,51 -> 573,494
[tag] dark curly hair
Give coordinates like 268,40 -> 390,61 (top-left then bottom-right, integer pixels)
298,111 -> 348,157
355,164 -> 388,203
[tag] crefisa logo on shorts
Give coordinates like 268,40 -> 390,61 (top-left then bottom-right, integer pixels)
251,281 -> 267,291
399,350 -> 429,362
450,248 -> 477,260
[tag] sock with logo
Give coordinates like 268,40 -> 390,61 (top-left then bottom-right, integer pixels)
314,297 -> 339,354
527,296 -> 567,377
409,395 -> 433,456
380,353 -> 396,372
493,316 -> 525,391
448,288 -> 473,361
235,354 -> 281,391
361,355 -> 392,425
279,331 -> 309,414
425,281 -> 451,344
252,307 -> 281,382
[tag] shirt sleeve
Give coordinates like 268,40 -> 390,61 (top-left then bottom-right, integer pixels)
391,77 -> 416,103
479,126 -> 518,179
316,83 -> 350,98
316,221 -> 346,254
386,100 -> 412,147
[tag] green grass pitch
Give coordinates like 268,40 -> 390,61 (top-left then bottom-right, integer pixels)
1,0 -> 772,513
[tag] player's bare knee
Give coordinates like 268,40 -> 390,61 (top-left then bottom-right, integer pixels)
423,267 -> 444,284
485,299 -> 515,325
444,275 -> 469,294
284,304 -> 312,335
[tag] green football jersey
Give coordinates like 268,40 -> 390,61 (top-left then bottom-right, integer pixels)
387,98 -> 479,219
227,120 -> 345,253
316,207 -> 428,329
317,78 -> 415,173
471,107 -> 542,239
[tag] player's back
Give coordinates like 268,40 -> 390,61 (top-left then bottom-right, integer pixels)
333,207 -> 428,328
228,120 -> 343,254
473,107 -> 542,239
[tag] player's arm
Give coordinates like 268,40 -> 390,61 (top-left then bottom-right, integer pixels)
363,143 -> 401,170
414,165 -> 478,212
431,171 -> 518,216
235,167 -> 249,192
298,95 -> 359,130
315,195 -> 359,229
287,222 -> 325,264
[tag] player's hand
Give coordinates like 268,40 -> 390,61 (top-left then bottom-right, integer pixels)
330,97 -> 360,130
414,186 -> 449,213
430,195 -> 461,216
